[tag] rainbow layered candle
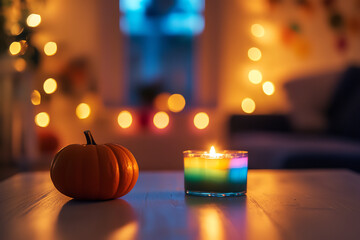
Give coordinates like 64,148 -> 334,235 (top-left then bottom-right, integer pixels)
184,147 -> 248,197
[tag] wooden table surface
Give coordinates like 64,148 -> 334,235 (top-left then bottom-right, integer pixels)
0,170 -> 359,240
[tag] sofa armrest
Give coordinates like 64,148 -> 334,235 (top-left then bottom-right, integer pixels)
228,114 -> 292,137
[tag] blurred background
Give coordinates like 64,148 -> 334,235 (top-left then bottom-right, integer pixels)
1,0 -> 360,175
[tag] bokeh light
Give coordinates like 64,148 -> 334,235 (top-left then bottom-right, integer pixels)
26,14 -> 41,27
263,81 -> 275,95
10,24 -> 23,35
31,90 -> 41,105
44,42 -> 57,56
248,47 -> 262,61
241,98 -> 256,114
43,78 -> 57,94
248,69 -> 262,84
18,40 -> 28,55
153,111 -> 169,129
154,92 -> 170,111
35,112 -> 50,127
194,112 -> 210,130
14,58 -> 26,72
251,24 -> 265,38
76,103 -> 91,119
117,111 -> 133,128
168,94 -> 186,113
9,42 -> 21,55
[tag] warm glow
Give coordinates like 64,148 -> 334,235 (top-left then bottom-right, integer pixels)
14,58 -> 26,72
76,103 -> 91,119
242,98 -> 256,114
10,24 -> 23,35
108,221 -> 138,240
263,81 -> 275,95
198,207 -> 225,240
153,111 -> 169,129
31,90 -> 41,105
248,69 -> 262,84
18,40 -> 28,55
248,47 -> 262,61
251,24 -> 265,38
194,112 -> 209,130
210,146 -> 216,155
44,42 -> 57,56
43,78 -> 57,94
117,111 -> 133,128
9,42 -> 21,55
154,92 -> 170,111
168,94 -> 186,112
35,112 -> 50,127
26,14 -> 41,27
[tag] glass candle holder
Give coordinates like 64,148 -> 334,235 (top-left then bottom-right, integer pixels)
184,150 -> 248,197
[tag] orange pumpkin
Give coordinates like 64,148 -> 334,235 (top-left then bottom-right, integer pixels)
50,130 -> 139,200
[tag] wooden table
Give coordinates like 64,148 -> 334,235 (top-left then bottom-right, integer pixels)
0,170 -> 359,240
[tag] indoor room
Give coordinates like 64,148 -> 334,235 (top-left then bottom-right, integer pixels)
0,0 -> 359,239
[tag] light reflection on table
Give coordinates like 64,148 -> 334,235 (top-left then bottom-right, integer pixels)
1,170 -> 359,240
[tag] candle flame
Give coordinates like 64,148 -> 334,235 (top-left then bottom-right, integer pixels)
210,146 -> 216,156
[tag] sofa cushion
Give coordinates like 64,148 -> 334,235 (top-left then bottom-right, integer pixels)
284,71 -> 340,132
229,132 -> 360,169
326,66 -> 360,140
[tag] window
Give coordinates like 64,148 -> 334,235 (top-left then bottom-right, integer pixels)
119,0 -> 205,106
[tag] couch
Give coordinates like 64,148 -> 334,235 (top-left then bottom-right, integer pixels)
228,66 -> 360,172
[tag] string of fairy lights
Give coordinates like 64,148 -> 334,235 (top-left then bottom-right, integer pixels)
10,14 -> 277,131
241,23 -> 275,114
9,11 -> 210,132
33,88 -> 210,131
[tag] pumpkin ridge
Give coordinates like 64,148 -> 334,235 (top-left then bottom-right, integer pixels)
98,145 -> 119,199
118,146 -> 138,197
105,144 -> 133,198
94,144 -> 101,199
71,145 -> 87,199
120,147 -> 134,196
104,145 -> 121,198
76,149 -> 84,199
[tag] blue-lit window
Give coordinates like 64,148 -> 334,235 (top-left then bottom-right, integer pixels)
119,0 -> 205,105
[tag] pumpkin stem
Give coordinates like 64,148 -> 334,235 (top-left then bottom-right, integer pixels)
84,130 -> 97,145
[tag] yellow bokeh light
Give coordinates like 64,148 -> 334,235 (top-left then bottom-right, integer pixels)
43,78 -> 57,94
263,81 -> 275,95
44,42 -> 57,56
154,92 -> 171,111
194,112 -> 210,130
26,14 -> 41,27
14,58 -> 26,72
9,42 -> 21,55
241,98 -> 256,114
248,69 -> 262,84
117,111 -> 133,129
168,94 -> 186,113
248,47 -> 262,61
35,112 -> 50,127
31,90 -> 41,105
76,103 -> 91,119
153,111 -> 169,129
251,24 -> 265,38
